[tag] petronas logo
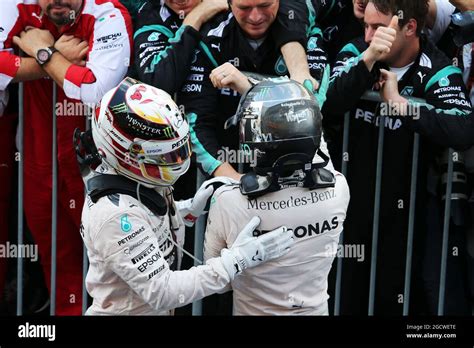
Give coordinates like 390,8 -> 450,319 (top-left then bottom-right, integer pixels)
110,102 -> 128,114
148,32 -> 160,42
307,37 -> 318,50
120,214 -> 132,233
275,56 -> 288,75
439,77 -> 450,87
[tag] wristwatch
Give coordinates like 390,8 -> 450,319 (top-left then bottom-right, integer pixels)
36,46 -> 58,66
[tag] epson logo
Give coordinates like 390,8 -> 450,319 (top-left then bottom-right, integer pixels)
146,148 -> 163,154
138,252 -> 162,272
131,244 -> 156,264
443,99 -> 470,107
181,83 -> 202,93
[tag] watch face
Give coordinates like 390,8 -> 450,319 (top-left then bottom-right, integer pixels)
37,49 -> 49,63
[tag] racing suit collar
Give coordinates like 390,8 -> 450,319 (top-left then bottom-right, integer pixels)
395,35 -> 428,89
95,163 -> 169,196
240,150 -> 334,198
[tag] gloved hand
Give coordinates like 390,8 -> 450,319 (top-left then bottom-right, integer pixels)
178,176 -> 238,227
220,216 -> 294,280
305,64 -> 330,109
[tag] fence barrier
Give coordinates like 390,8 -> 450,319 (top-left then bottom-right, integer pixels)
13,87 -> 458,316
329,91 -> 454,316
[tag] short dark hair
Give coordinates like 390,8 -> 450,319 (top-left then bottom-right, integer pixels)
369,0 -> 429,36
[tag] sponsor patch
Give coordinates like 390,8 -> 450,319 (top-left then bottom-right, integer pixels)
121,215 -> 132,233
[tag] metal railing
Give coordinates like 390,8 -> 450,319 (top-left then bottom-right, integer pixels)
13,87 -> 458,316
50,83 -> 58,316
330,91 -> 455,316
16,81 -> 24,316
192,171 -> 205,316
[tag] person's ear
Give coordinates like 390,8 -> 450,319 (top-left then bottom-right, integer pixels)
404,18 -> 418,37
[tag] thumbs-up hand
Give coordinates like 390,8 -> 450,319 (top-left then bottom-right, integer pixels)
388,15 -> 399,30
363,15 -> 399,70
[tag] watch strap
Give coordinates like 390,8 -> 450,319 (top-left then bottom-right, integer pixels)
37,46 -> 58,66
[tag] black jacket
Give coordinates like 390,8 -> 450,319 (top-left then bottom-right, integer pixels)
133,1 -> 202,95
273,0 -> 364,64
133,0 -> 312,97
322,35 -> 473,314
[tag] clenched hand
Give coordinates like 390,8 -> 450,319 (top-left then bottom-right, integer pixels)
54,35 -> 89,66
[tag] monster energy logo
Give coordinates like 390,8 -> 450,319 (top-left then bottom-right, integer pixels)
258,87 -> 271,100
110,102 -> 128,114
163,127 -> 174,138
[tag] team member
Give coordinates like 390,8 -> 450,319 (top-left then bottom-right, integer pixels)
134,0 -> 327,96
0,0 -> 133,314
379,68 -> 474,315
323,0 -> 472,315
204,79 -> 350,315
379,69 -> 474,149
274,0 -> 366,65
79,78 -> 294,315
263,0 -> 366,106
134,0 -> 229,95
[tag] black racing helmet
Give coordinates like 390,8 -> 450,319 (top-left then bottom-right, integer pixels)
228,78 -> 322,174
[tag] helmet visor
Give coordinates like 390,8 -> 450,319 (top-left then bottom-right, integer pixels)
142,136 -> 192,166
140,157 -> 191,185
242,99 -> 320,143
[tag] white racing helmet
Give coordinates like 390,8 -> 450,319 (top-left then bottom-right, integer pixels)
92,77 -> 192,187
